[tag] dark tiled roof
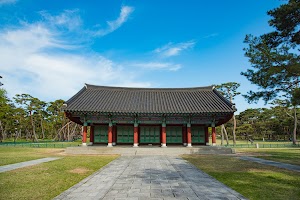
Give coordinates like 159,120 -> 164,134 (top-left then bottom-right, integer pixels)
64,84 -> 236,114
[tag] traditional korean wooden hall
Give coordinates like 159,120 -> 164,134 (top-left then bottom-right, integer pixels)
63,84 -> 236,147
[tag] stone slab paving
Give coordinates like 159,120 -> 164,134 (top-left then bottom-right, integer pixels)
0,157 -> 61,173
239,156 -> 300,173
54,156 -> 247,200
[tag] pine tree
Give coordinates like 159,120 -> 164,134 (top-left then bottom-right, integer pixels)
242,0 -> 300,144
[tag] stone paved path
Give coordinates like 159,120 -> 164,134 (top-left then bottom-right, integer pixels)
239,156 -> 300,173
54,156 -> 246,200
0,157 -> 61,173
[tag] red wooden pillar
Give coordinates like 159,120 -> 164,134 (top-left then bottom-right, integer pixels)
133,122 -> 139,147
90,126 -> 94,145
82,124 -> 87,146
212,126 -> 216,146
205,126 -> 209,145
161,122 -> 167,147
107,122 -> 113,147
160,127 -> 163,144
112,125 -> 116,146
187,123 -> 192,147
182,126 -> 187,146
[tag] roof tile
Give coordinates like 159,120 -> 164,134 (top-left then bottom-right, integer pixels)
64,84 -> 236,114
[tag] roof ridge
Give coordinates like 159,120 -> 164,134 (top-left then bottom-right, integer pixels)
85,84 -> 213,91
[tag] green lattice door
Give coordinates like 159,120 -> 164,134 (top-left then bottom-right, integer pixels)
167,126 -> 182,143
192,126 -> 205,143
94,125 -> 108,143
140,126 -> 160,144
117,126 -> 134,143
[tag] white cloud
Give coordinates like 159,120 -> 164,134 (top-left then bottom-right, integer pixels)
39,9 -> 82,31
0,0 -> 17,6
94,6 -> 134,36
154,41 -> 195,57
132,62 -> 181,71
0,23 -> 71,56
39,6 -> 134,38
0,9 -> 150,101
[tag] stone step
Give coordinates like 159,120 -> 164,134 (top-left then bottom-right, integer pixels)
65,146 -> 234,156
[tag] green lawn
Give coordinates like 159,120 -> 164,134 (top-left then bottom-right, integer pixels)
0,147 -> 118,200
0,141 -> 82,149
236,148 -> 300,166
1,138 -> 83,143
183,154 -> 300,200
0,147 -> 64,166
209,138 -> 298,146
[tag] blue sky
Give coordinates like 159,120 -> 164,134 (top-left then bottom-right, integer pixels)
0,0 -> 283,113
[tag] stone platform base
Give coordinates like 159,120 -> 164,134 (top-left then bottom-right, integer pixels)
65,145 -> 234,156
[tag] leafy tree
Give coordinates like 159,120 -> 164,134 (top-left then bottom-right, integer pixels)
236,108 -> 260,139
13,94 -> 46,142
0,86 -> 82,142
12,107 -> 28,140
0,88 -> 14,142
236,107 -> 297,141
47,99 -> 66,139
215,82 -> 240,145
242,0 -> 300,144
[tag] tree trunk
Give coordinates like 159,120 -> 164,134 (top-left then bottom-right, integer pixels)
222,125 -> 229,145
233,115 -> 237,145
221,125 -> 224,145
67,121 -> 70,141
293,106 -> 297,145
25,129 -> 30,140
41,118 -> 45,140
56,122 -> 72,141
70,123 -> 78,141
16,129 -> 21,140
63,128 -> 66,141
53,128 -> 58,141
30,111 -> 38,142
229,94 -> 237,145
0,120 -> 3,142
3,129 -> 7,140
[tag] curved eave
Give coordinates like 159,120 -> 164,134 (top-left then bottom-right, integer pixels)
65,111 -> 234,126
215,113 -> 234,126
64,109 -> 235,115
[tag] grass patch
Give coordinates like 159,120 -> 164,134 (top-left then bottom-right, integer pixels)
183,154 -> 300,200
236,148 -> 300,166
0,147 -> 64,166
0,141 -> 82,148
0,153 -> 118,200
210,138 -> 299,146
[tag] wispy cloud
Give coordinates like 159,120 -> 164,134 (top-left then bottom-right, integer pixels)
154,41 -> 195,57
203,33 -> 218,39
0,0 -> 17,6
94,6 -> 134,36
39,9 -> 83,31
39,6 -> 134,38
132,62 -> 181,71
0,9 -> 150,101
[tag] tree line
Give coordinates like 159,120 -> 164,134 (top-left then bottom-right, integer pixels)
215,82 -> 299,145
0,89 -> 81,142
0,85 -> 298,143
218,106 -> 299,144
